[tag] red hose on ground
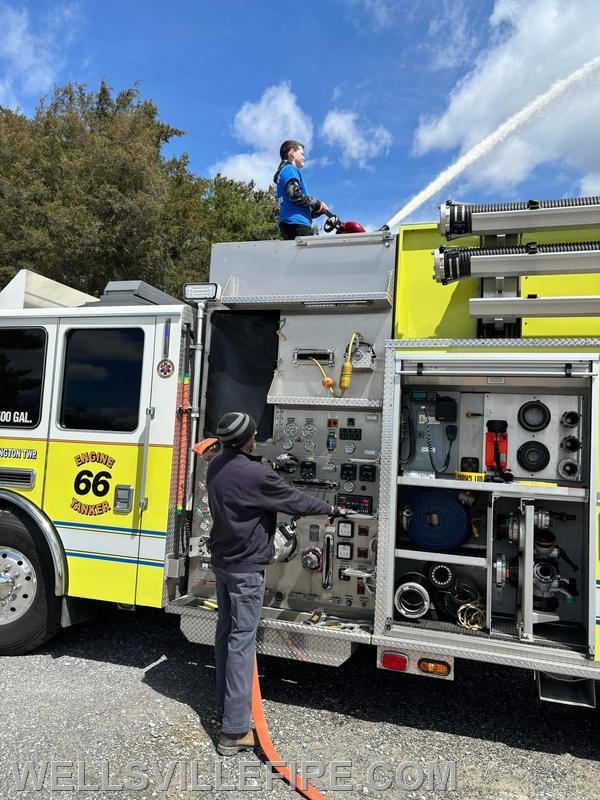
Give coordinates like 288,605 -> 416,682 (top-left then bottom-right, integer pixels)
251,657 -> 330,800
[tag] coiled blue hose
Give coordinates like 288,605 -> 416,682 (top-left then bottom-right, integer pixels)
403,489 -> 468,550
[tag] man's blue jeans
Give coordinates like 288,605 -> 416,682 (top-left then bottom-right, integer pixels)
212,567 -> 265,734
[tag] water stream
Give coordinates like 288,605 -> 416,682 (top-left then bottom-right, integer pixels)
385,55 -> 600,229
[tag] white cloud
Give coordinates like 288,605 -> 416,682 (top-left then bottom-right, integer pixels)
581,173 -> 600,195
424,0 -> 480,71
413,0 -> 600,196
321,110 -> 392,168
0,3 -> 78,108
209,82 -> 313,189
347,0 -> 400,31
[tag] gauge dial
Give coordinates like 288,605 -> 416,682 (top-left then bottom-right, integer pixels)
344,441 -> 356,454
343,481 -> 355,493
304,439 -> 316,453
282,438 -> 294,451
302,422 -> 316,437
284,422 -> 298,436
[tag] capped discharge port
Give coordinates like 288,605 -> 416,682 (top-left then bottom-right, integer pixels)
293,348 -> 335,366
518,400 -> 551,432
561,436 -> 581,453
517,441 -> 550,472
561,410 -> 580,428
558,459 -> 580,479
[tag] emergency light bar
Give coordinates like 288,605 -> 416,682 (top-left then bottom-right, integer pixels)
433,241 -> 600,284
439,196 -> 600,239
183,282 -> 222,302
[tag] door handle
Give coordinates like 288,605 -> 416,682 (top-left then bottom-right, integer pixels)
114,485 -> 134,514
138,407 -> 155,510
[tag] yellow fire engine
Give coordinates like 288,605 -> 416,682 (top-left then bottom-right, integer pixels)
0,195 -> 599,706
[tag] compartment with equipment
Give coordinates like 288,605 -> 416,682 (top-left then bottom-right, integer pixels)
393,485 -> 489,634
483,393 -> 586,483
398,391 -> 460,476
396,486 -> 486,556
387,350 -> 597,657
398,384 -> 589,486
490,496 -> 588,650
393,557 -> 487,634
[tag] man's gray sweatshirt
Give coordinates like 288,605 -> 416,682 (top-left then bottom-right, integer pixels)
207,448 -> 332,572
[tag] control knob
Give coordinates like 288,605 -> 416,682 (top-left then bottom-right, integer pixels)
301,548 -> 322,571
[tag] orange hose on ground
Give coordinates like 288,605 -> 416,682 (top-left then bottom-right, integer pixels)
252,657 -> 330,800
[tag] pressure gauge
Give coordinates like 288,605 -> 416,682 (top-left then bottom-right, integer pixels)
282,438 -> 294,451
344,441 -> 356,455
284,422 -> 298,436
302,422 -> 316,437
343,481 -> 355,493
304,439 -> 316,453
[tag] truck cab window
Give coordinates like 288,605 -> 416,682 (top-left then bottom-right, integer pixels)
60,328 -> 144,432
0,327 -> 46,428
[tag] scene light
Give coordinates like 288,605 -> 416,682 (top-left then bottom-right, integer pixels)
184,282 -> 222,302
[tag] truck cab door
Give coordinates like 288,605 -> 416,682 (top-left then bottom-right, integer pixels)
43,316 -> 157,605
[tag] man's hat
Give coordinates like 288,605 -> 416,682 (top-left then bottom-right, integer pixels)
216,412 -> 257,448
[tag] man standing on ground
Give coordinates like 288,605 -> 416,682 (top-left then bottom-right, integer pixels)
273,139 -> 329,239
207,411 -> 342,755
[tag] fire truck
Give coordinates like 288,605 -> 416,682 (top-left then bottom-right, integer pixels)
0,196 -> 599,707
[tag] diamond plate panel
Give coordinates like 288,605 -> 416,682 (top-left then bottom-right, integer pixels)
222,292 -> 389,304
255,627 -> 356,665
372,633 -> 600,678
179,611 -> 215,645
176,607 -> 362,665
387,337 -> 600,349
267,395 -> 382,408
373,345 -> 397,635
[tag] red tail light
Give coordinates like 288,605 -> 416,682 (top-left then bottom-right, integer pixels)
381,652 -> 408,671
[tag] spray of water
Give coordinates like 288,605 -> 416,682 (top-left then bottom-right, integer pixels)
386,55 -> 600,229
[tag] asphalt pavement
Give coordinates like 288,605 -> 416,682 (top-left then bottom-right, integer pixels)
1,605 -> 599,800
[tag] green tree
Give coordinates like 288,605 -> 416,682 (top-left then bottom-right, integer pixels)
0,81 -> 279,297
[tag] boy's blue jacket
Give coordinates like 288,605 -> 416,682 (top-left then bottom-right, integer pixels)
276,163 -> 312,225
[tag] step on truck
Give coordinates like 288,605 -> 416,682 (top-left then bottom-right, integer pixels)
0,195 -> 599,707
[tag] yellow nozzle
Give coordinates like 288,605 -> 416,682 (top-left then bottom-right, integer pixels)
339,362 -> 352,392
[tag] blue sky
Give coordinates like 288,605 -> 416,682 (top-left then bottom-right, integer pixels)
1,0 -> 599,230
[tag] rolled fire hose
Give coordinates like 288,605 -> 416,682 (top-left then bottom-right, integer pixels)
252,657 -> 330,800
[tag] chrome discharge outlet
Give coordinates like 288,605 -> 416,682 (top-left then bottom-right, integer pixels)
394,572 -> 431,619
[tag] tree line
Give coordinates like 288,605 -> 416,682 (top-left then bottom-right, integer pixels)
0,82 -> 279,298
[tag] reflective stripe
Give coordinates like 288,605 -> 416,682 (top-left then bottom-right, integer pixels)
65,550 -> 164,567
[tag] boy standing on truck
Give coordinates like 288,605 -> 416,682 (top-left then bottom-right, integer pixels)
273,140 -> 330,239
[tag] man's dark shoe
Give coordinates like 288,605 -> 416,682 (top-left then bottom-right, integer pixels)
216,729 -> 257,756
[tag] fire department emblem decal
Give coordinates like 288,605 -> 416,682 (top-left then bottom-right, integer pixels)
157,358 -> 175,379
